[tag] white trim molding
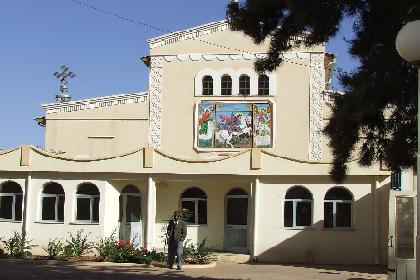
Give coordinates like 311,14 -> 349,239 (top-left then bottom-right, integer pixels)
42,92 -> 148,115
149,57 -> 163,149
148,20 -> 309,49
159,51 -> 310,63
309,53 -> 325,161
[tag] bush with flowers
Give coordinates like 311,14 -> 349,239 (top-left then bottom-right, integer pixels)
94,230 -> 165,264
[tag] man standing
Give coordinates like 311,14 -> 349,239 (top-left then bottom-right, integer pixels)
166,210 -> 187,270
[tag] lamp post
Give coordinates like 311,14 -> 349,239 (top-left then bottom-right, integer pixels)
396,20 -> 420,280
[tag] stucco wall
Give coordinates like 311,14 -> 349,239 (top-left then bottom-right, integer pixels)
255,176 -> 389,265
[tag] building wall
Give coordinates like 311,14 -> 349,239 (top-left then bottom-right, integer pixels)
44,99 -> 149,158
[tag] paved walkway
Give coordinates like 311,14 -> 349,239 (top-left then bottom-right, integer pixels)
0,259 -> 387,280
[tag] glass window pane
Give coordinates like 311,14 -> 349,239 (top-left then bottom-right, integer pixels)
396,197 -> 414,259
119,195 -> 123,222
227,197 -> 248,225
336,202 -> 351,227
15,195 -> 22,221
93,197 -> 100,222
181,188 -> 207,199
1,182 -> 22,193
324,202 -> 333,228
58,196 -> 65,222
325,187 -> 352,200
76,197 -> 91,221
42,197 -> 56,220
286,186 -> 312,199
182,200 -> 195,223
43,183 -> 64,194
198,200 -> 207,224
284,201 -> 293,227
0,196 -> 13,219
126,195 -> 141,222
77,184 -> 99,195
296,201 -> 311,226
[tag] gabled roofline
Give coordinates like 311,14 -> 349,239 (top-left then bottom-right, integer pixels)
41,92 -> 148,114
147,20 -> 229,49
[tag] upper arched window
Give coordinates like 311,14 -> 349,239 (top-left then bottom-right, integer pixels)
324,187 -> 352,228
284,186 -> 312,228
41,182 -> 65,222
181,187 -> 207,224
221,75 -> 232,95
202,75 -> 213,95
0,181 -> 23,221
258,74 -> 270,95
239,75 -> 250,95
76,183 -> 100,223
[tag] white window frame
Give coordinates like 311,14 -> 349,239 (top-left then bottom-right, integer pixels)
324,199 -> 353,228
41,193 -> 65,222
75,193 -> 100,223
0,193 -> 22,221
284,198 -> 313,228
181,197 -> 207,225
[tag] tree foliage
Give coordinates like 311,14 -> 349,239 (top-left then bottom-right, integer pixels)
227,0 -> 420,182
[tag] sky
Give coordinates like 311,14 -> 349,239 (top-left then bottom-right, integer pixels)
0,0 -> 358,149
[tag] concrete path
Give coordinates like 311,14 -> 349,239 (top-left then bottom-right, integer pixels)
0,259 -> 387,280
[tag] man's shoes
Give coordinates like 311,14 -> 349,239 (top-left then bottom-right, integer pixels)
167,266 -> 173,269
176,266 -> 182,270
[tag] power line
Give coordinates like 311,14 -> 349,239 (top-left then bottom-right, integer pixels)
68,0 -> 316,68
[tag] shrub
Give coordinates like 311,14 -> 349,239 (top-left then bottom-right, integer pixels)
62,230 -> 93,257
2,231 -> 36,258
94,231 -> 164,264
43,238 -> 64,259
95,230 -> 118,262
183,237 -> 215,264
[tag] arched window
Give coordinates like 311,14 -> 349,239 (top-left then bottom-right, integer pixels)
239,75 -> 250,95
324,187 -> 352,228
202,75 -> 213,95
181,187 -> 207,224
76,183 -> 100,223
41,182 -> 65,222
221,75 -> 232,95
284,186 -> 312,227
0,181 -> 23,221
258,74 -> 269,95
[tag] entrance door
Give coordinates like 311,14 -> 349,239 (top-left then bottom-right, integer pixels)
225,188 -> 248,252
388,193 -> 416,280
119,185 -> 142,246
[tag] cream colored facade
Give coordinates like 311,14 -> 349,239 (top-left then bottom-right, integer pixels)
0,21 -> 393,264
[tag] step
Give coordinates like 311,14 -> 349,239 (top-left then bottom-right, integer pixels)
214,252 -> 250,263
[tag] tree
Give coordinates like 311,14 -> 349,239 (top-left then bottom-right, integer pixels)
227,0 -> 420,182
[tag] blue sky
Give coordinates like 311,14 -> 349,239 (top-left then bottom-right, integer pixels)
0,0 -> 357,149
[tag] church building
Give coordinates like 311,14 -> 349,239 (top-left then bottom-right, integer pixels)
0,20 -> 396,265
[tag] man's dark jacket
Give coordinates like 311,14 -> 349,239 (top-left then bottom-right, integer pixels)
167,219 -> 187,245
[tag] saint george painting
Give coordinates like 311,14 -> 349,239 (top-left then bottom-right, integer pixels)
197,102 -> 272,149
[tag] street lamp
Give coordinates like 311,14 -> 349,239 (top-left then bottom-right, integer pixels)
396,20 -> 420,280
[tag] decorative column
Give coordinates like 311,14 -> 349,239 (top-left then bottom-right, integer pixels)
149,56 -> 163,149
22,172 -> 32,234
145,175 -> 156,250
309,53 -> 325,161
251,178 -> 260,261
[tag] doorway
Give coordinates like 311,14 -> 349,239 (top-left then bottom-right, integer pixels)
225,188 -> 248,252
119,185 -> 142,246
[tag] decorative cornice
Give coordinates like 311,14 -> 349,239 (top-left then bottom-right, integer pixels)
42,92 -> 148,114
155,51 -> 311,63
148,20 -> 308,49
148,20 -> 229,49
309,53 -> 325,161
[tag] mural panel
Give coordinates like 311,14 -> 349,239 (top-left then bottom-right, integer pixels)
197,102 -> 272,149
198,103 -> 215,148
254,103 -> 272,148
